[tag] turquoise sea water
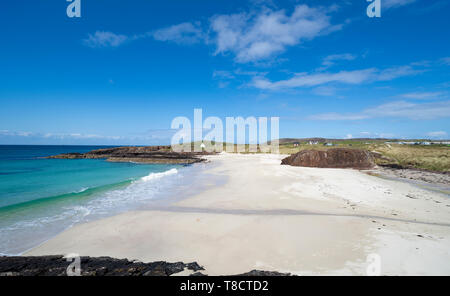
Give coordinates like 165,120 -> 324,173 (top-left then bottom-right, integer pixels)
0,146 -> 182,255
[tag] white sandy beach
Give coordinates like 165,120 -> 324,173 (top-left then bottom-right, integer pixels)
26,153 -> 450,275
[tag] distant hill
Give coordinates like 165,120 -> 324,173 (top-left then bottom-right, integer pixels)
277,138 -> 390,144
276,138 -> 450,144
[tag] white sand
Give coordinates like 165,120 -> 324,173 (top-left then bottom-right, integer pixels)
26,153 -> 450,275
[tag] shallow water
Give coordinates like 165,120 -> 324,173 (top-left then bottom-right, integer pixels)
0,145 -> 187,255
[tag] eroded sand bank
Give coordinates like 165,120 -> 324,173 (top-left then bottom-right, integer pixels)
26,153 -> 450,275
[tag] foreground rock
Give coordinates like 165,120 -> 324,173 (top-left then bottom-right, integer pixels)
0,256 -> 290,276
281,148 -> 375,169
47,146 -> 211,164
0,256 -> 203,276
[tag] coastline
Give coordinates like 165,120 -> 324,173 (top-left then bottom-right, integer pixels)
25,153 -> 450,275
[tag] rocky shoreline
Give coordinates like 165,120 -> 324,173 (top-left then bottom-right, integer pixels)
0,256 -> 290,276
47,146 -> 212,164
372,166 -> 450,186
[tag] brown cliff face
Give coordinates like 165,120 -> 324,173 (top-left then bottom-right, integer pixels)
281,148 -> 375,169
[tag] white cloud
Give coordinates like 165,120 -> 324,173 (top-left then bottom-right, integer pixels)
441,57 -> 450,65
0,130 -> 123,140
310,100 -> 450,120
212,70 -> 235,79
83,31 -> 129,48
217,81 -> 230,88
400,92 -> 445,99
345,134 -> 353,139
0,130 -> 183,145
152,22 -> 204,44
356,131 -> 396,139
427,131 -> 448,138
42,132 -> 122,140
251,69 -> 374,89
309,113 -> 369,121
321,53 -> 356,68
83,22 -> 203,49
210,5 -> 340,63
376,65 -> 422,81
250,65 -> 421,90
312,85 -> 338,96
0,130 -> 33,137
384,0 -> 417,9
83,4 -> 341,61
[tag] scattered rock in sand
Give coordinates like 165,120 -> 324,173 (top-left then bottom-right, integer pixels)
281,149 -> 375,169
374,167 -> 450,186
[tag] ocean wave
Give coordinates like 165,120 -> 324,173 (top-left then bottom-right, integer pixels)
138,168 -> 178,182
74,187 -> 89,194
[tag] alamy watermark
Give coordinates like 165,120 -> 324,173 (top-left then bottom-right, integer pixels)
367,0 -> 381,18
66,0 -> 81,18
170,109 -> 279,153
67,1 -> 381,19
65,253 -> 81,276
366,253 -> 381,276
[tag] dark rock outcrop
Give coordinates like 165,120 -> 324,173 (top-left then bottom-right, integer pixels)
0,256 -> 292,276
47,146 -> 212,164
281,148 -> 375,169
0,256 -> 203,276
235,270 -> 292,276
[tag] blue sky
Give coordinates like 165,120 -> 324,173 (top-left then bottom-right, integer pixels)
1,0 -> 449,145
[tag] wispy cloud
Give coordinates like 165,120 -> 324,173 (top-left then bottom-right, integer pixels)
152,22 -> 204,44
311,85 -> 339,96
384,0 -> 417,9
310,100 -> 450,121
0,130 -> 34,137
0,130 -> 124,141
83,31 -> 129,48
212,70 -> 235,79
209,5 -> 341,63
357,131 -> 396,138
427,131 -> 448,139
250,65 -> 422,90
0,130 -> 178,144
83,22 -> 203,49
399,91 -> 445,100
320,53 -> 356,69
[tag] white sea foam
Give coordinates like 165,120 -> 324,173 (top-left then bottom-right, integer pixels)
74,187 -> 89,194
139,168 -> 178,182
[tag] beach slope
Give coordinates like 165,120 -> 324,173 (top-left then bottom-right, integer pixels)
26,153 -> 450,275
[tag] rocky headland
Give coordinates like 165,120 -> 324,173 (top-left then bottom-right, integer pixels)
47,146 -> 212,164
